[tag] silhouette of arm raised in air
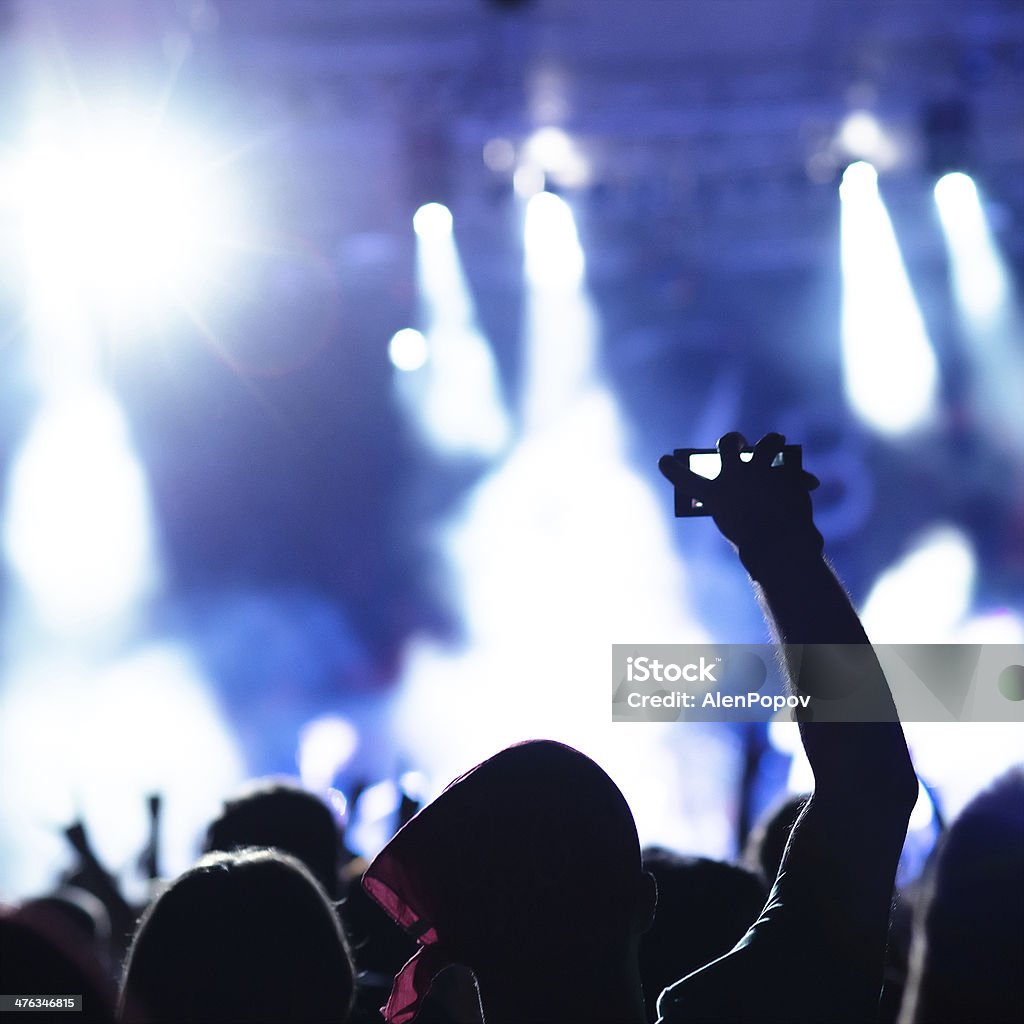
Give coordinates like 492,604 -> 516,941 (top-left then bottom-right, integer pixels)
656,432 -> 918,1024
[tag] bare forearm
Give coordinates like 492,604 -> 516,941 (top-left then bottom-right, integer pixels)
658,432 -> 917,805
746,546 -> 867,645
750,547 -> 917,810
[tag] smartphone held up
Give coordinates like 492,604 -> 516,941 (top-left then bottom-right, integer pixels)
670,444 -> 804,517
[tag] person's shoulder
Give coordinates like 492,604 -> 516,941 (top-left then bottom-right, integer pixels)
655,945 -> 759,1024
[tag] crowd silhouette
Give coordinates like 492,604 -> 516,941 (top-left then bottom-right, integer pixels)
1,433 -> 1020,1023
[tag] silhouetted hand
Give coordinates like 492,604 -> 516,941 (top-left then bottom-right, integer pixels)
659,432 -> 823,577
63,820 -> 137,954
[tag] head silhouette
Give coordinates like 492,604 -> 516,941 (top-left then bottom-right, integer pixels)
119,848 -> 354,1023
901,765 -> 1024,1024
205,777 -> 343,899
1,903 -> 117,1024
639,850 -> 767,1021
363,739 -> 656,1024
742,792 -> 810,886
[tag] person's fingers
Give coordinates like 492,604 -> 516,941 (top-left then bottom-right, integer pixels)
658,455 -> 711,498
658,454 -> 685,483
717,432 -> 747,469
752,432 -> 786,466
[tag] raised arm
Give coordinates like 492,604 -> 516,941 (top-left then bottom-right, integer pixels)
656,432 -> 918,1024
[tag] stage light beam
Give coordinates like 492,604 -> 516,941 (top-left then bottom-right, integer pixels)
522,191 -> 594,432
934,173 -> 1010,325
392,190 -> 722,859
524,190 -> 585,290
397,204 -> 511,457
933,172 -> 1024,450
839,162 -> 938,435
2,390 -> 158,636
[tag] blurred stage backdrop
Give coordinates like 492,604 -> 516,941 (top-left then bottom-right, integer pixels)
1,0 -> 1022,897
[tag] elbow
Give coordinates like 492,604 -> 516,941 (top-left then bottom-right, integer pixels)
885,746 -> 920,820
842,727 -> 920,819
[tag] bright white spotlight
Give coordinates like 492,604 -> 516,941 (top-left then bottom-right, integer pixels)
837,111 -> 901,169
934,170 -> 977,207
908,779 -> 935,833
861,525 -> 976,642
388,328 -> 429,372
839,158 -> 879,198
412,202 -> 453,240
521,191 -> 595,430
525,126 -> 573,170
934,172 -> 1012,325
326,788 -> 349,821
839,111 -> 883,156
934,172 -> 1024,449
0,644 -> 244,896
357,779 -> 400,822
399,201 -> 510,457
521,126 -> 591,188
768,719 -> 803,757
297,715 -> 359,792
524,191 -> 585,289
954,610 -> 1024,644
15,111 -> 233,321
346,779 -> 401,858
840,161 -> 938,434
399,770 -> 431,802
3,390 -> 158,635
